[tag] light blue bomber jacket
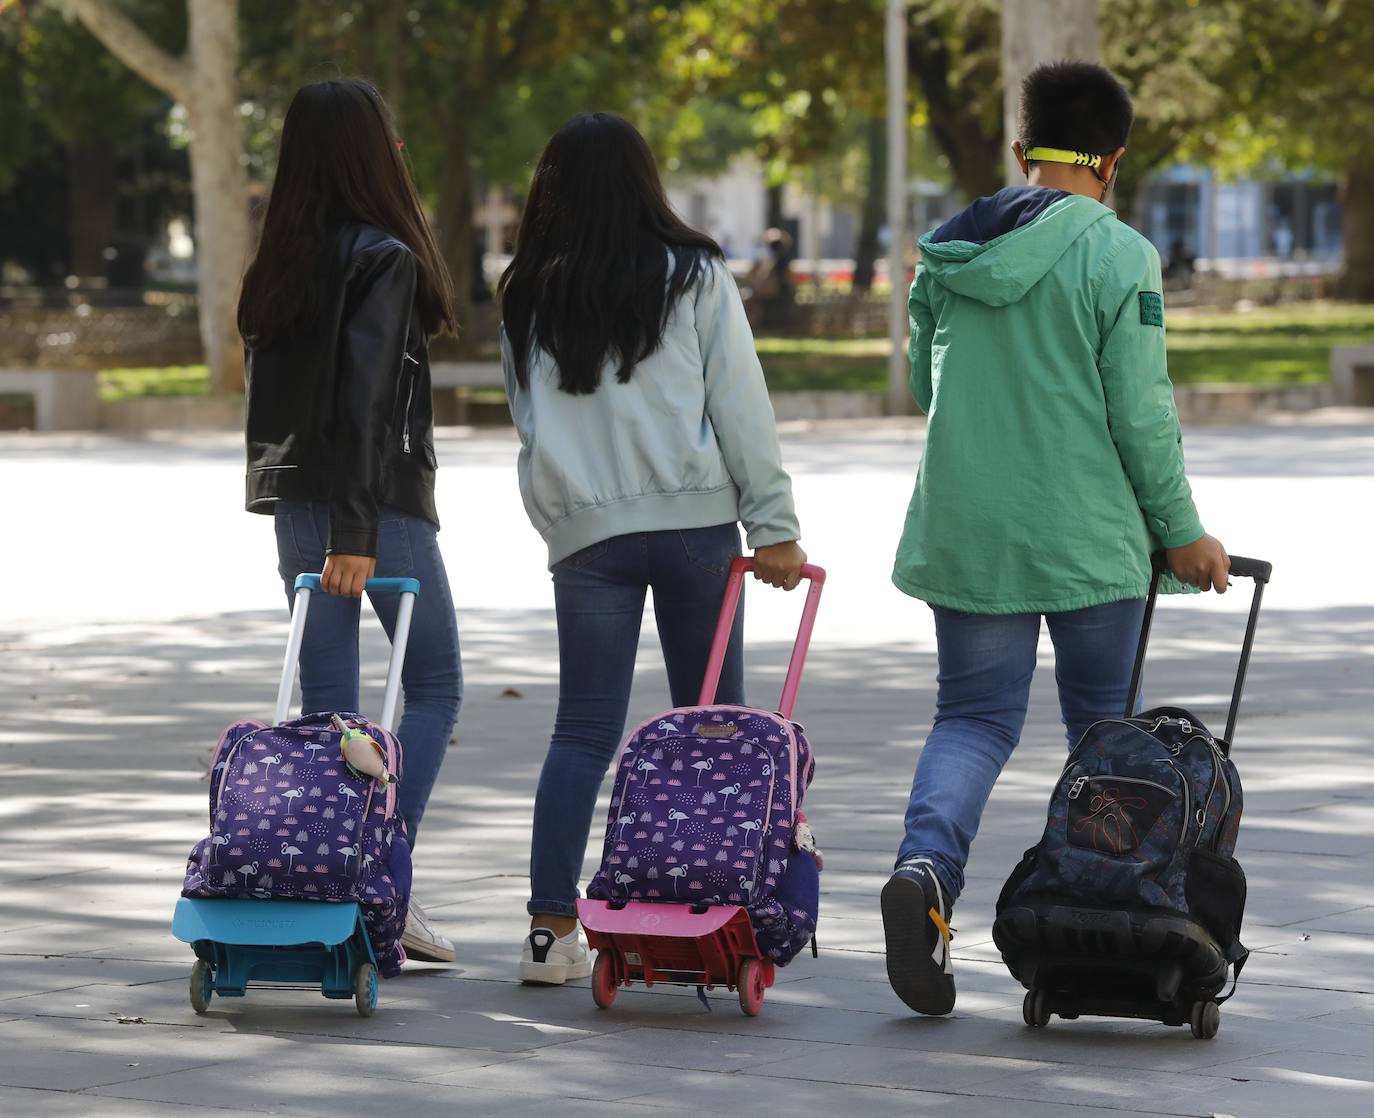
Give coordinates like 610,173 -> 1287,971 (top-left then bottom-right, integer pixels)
501,257 -> 801,568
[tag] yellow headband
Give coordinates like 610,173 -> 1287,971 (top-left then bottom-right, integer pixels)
1024,146 -> 1103,170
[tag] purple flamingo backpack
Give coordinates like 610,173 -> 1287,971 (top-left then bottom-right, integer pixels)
181,575 -> 422,977
586,559 -> 825,966
182,714 -> 411,976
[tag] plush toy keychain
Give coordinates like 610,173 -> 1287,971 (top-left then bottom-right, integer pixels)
330,714 -> 398,785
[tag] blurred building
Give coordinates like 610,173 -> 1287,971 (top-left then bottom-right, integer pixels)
1138,165 -> 1343,272
664,157 -> 1343,284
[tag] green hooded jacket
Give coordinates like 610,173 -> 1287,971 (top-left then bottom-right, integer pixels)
894,187 -> 1203,613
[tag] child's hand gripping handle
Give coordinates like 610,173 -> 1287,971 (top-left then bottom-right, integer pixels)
699,557 -> 826,719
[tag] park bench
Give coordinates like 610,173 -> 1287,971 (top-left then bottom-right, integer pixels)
0,367 -> 101,430
429,360 -> 505,425
1331,345 -> 1374,407
429,360 -> 503,390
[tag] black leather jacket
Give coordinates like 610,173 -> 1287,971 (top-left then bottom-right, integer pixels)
244,223 -> 438,556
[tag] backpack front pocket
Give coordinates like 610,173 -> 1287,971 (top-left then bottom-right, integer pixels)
1067,775 -> 1177,856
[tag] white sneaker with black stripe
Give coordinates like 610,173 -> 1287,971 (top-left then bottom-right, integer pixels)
881,858 -> 956,1015
519,927 -> 593,985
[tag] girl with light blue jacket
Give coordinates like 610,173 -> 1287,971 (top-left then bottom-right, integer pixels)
500,112 -> 806,983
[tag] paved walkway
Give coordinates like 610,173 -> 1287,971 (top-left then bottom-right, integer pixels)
2,413 -> 1372,1116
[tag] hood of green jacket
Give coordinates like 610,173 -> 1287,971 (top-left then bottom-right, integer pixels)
917,193 -> 1114,307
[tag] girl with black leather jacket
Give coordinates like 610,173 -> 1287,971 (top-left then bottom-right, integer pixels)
238,79 -> 462,963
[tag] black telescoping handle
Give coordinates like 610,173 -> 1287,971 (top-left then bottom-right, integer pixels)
1125,553 -> 1270,753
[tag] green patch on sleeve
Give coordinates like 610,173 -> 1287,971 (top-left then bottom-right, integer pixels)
1138,291 -> 1165,328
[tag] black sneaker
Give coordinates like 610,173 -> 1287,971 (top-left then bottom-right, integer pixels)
881,858 -> 956,1015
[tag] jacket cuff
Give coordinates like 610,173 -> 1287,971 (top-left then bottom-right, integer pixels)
327,525 -> 379,558
746,524 -> 801,550
1152,511 -> 1205,551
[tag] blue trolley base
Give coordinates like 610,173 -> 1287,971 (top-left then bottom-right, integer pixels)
173,898 -> 379,1016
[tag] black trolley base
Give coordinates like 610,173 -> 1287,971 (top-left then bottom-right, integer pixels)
993,901 -> 1232,1040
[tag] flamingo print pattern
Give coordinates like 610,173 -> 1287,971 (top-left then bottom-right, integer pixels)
586,704 -> 818,965
182,713 -> 413,977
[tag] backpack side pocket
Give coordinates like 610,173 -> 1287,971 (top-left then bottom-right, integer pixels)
1186,847 -> 1247,951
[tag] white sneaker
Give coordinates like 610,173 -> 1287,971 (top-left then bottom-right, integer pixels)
401,899 -> 455,963
519,927 -> 592,985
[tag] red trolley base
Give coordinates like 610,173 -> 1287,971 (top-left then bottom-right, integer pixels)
576,899 -> 776,1015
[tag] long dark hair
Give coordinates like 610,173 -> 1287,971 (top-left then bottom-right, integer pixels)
499,112 -> 723,394
238,79 -> 457,347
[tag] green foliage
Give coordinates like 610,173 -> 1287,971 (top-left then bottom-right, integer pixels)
754,302 -> 1374,391
0,1 -> 182,188
99,364 -> 209,401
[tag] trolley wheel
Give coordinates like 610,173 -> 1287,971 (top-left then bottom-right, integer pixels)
189,959 -> 213,1016
353,962 -> 378,1018
591,952 -> 618,1010
1189,999 -> 1220,1040
738,958 -> 766,1016
1023,989 -> 1052,1028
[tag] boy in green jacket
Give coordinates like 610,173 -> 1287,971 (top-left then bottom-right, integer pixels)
882,61 -> 1231,1016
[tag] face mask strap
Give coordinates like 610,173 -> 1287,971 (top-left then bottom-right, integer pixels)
1023,146 -> 1104,170
1023,146 -> 1116,200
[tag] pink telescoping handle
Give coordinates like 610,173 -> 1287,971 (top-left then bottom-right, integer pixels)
698,557 -> 826,719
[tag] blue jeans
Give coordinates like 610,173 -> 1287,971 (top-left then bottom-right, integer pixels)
898,597 -> 1147,899
274,501 -> 462,845
528,525 -> 746,917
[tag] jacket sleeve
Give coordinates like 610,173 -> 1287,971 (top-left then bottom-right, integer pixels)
695,259 -> 801,548
328,243 -> 417,557
908,267 -> 935,414
1096,239 -> 1204,549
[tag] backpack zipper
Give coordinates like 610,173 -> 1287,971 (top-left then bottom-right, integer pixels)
1068,773 -> 1176,800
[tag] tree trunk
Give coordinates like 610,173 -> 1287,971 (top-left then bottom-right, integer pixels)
907,4 -> 1004,201
186,0 -> 249,393
852,117 -> 887,292
66,0 -> 249,393
436,121 -> 475,342
66,142 -> 118,280
1000,0 -> 1100,185
1338,159 -> 1374,300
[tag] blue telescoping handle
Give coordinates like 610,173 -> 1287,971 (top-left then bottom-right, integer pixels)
293,573 -> 421,597
277,574 -> 422,728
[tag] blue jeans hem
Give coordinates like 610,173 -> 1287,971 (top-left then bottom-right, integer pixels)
527,899 -> 579,918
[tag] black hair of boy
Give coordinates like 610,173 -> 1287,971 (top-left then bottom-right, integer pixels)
1019,60 -> 1135,159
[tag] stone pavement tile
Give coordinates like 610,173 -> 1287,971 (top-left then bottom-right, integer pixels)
485,1100 -> 698,1118
965,1062 -> 1237,1111
0,1085 -> 289,1118
614,1064 -> 1178,1118
0,1013 -> 536,1085
686,997 -> 1317,1076
1244,929 -> 1374,994
1186,1075 -> 1372,1118
6,977 -> 624,1055
504,1025 -> 846,1075
86,1064 -> 560,1118
1301,1001 -> 1374,1030
1287,906 -> 1374,936
1199,1048 -> 1374,1090
420,1047 -> 668,1100
0,1031 -> 213,1092
0,956 -> 180,1002
1216,979 -> 1374,1022
745,1044 -> 1055,1093
780,974 -> 1021,1017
